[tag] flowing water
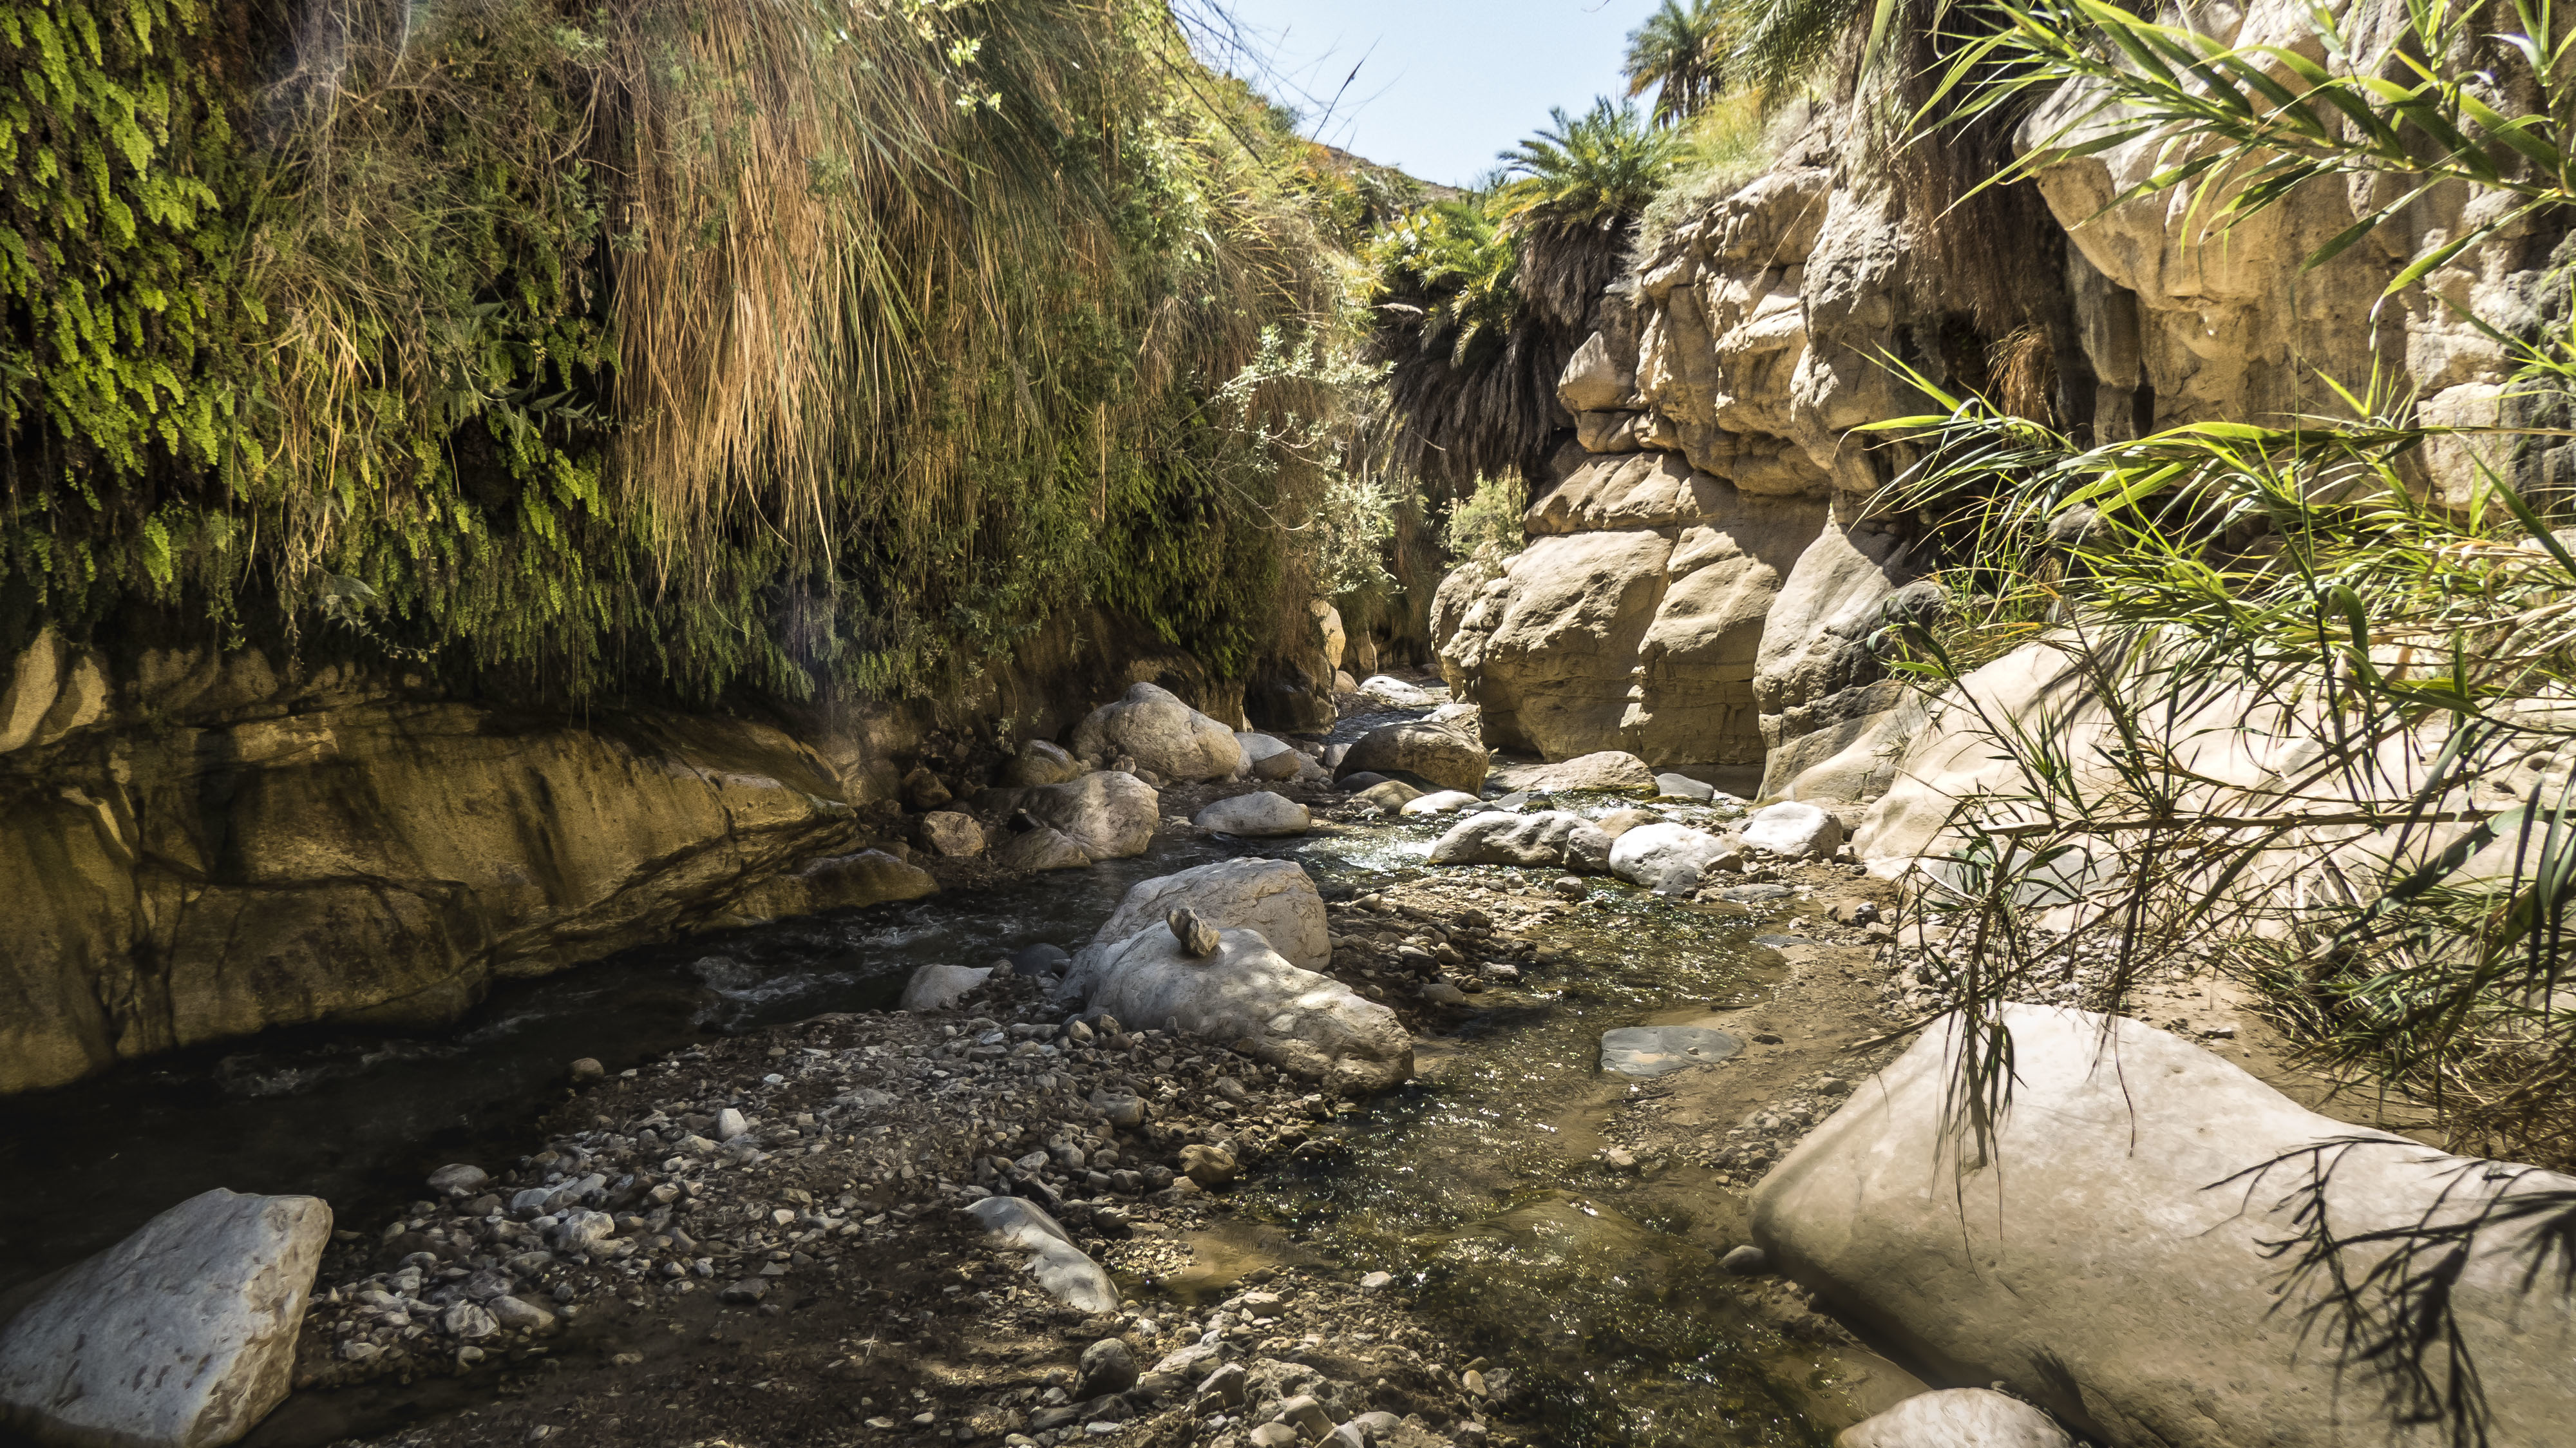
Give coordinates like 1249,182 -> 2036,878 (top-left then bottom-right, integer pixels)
0,783 -> 1902,1446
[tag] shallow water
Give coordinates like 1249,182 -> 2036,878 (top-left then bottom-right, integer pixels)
1,774 -> 1866,1445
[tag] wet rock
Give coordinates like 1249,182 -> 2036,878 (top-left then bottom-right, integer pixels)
1021,772 -> 1159,860
1077,928 -> 1410,1092
1168,908 -> 1222,958
1834,1389 -> 2072,1448
1654,772 -> 1716,800
1397,790 -> 1482,816
1428,810 -> 1587,867
1336,718 -> 1488,795
1739,801 -> 1842,859
1195,791 -> 1312,837
1358,1271 -> 1393,1291
719,1279 -> 768,1304
963,1197 -> 1119,1313
1238,733 -> 1304,782
0,1188 -> 330,1448
1719,1245 -> 1769,1275
996,826 -> 1092,872
1490,751 -> 1657,793
1004,738 -> 1085,788
734,848 -> 938,917
1071,683 -> 1247,781
1078,1338 -> 1139,1396
1009,943 -> 1072,978
1178,1145 -> 1238,1190
1564,822 -> 1615,873
1077,859 -> 1331,975
1419,981 -> 1470,1006
568,1058 -> 605,1083
426,1163 -> 488,1197
901,964 -> 994,1012
1715,883 -> 1794,904
1599,1025 -> 1742,1076
1758,1007 -> 2576,1448
1336,771 -> 1393,791
919,810 -> 985,858
1607,823 -> 1739,890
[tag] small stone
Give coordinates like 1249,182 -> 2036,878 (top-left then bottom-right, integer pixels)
1079,1337 -> 1139,1396
719,1278 -> 768,1303
1719,1245 -> 1770,1275
920,810 -> 986,858
1275,1395 -> 1334,1438
441,1301 -> 498,1340
488,1295 -> 556,1332
1461,1369 -> 1488,1397
1358,1271 -> 1393,1292
426,1164 -> 488,1197
1249,1425 -> 1301,1448
715,1108 -> 750,1141
1178,1144 -> 1237,1190
1419,982 -> 1470,1007
1602,1147 -> 1637,1171
1196,1362 -> 1249,1409
568,1058 -> 605,1083
1168,907 -> 1222,958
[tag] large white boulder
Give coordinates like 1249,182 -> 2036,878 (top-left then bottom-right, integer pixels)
964,1196 -> 1118,1313
1079,927 -> 1412,1094
1020,770 -> 1158,860
1193,791 -> 1311,837
1428,810 -> 1590,867
1835,1389 -> 2071,1448
1738,800 -> 1842,859
1079,859 -> 1330,974
1755,1007 -> 2576,1448
0,1188 -> 332,1448
900,963 -> 992,1011
1335,718 -> 1489,795
1606,823 -> 1739,888
1070,683 -> 1247,781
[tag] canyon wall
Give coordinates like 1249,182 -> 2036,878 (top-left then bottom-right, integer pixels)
0,611 -> 1336,1096
1435,23 -> 2555,797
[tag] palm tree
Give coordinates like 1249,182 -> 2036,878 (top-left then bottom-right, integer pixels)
1623,0 -> 1732,126
1495,99 -> 1681,329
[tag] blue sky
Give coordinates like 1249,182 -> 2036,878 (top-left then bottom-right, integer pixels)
1199,0 -> 1669,188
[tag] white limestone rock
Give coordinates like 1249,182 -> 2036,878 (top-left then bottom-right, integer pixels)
1078,927 -> 1412,1093
1070,683 -> 1247,781
1193,791 -> 1311,837
1020,770 -> 1158,860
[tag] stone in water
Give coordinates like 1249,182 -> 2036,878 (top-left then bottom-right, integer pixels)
1599,1025 -> 1741,1076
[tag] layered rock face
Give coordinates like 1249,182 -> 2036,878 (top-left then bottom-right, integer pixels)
1436,48 -> 2538,796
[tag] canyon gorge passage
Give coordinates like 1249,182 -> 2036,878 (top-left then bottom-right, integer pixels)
3,3 -> 2575,1448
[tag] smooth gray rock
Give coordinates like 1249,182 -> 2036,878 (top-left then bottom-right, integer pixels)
488,1294 -> 555,1332
1564,822 -> 1615,873
1719,1244 -> 1769,1275
1008,942 -> 1071,977
1070,683 -> 1247,781
1739,801 -> 1843,859
995,825 -> 1092,872
1079,1337 -> 1139,1395
1428,810 -> 1587,866
1718,883 -> 1794,904
1336,718 -> 1488,795
1606,823 -> 1739,888
1757,1007 -> 2576,1448
1078,927 -> 1411,1092
965,1197 -> 1119,1313
1834,1389 -> 2072,1448
1003,738 -> 1084,787
1354,779 -> 1425,812
1396,789 -> 1482,816
1021,772 -> 1158,860
1599,1025 -> 1741,1076
1654,772 -> 1717,800
900,963 -> 993,1012
1490,751 -> 1657,793
1193,790 -> 1311,837
426,1164 -> 488,1197
0,1188 -> 330,1448
714,1107 -> 748,1141
1078,859 -> 1330,975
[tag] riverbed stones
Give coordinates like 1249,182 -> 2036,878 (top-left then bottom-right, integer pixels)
426,1163 -> 488,1197
1606,823 -> 1741,890
1835,1389 -> 2072,1448
1490,751 -> 1657,794
1599,1025 -> 1743,1076
0,1187 -> 330,1448
1178,1144 -> 1238,1190
1756,1006 -> 2576,1448
918,811 -> 985,858
1075,928 -> 1412,1092
995,826 -> 1092,872
963,1197 -> 1118,1313
1428,810 -> 1588,867
1194,791 -> 1311,837
1079,859 -> 1331,974
900,964 -> 994,1013
1738,801 -> 1842,860
1070,683 -> 1247,781
1335,718 -> 1488,795
1020,772 -> 1158,860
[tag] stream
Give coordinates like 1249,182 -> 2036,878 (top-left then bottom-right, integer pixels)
0,752 -> 1900,1447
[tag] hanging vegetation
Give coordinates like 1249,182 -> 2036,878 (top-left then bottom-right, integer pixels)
0,0 -> 1365,703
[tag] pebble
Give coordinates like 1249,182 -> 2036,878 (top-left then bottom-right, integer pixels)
426,1163 -> 488,1197
1358,1271 -> 1393,1291
568,1058 -> 605,1083
715,1107 -> 749,1141
1178,1144 -> 1238,1190
1720,1245 -> 1770,1275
